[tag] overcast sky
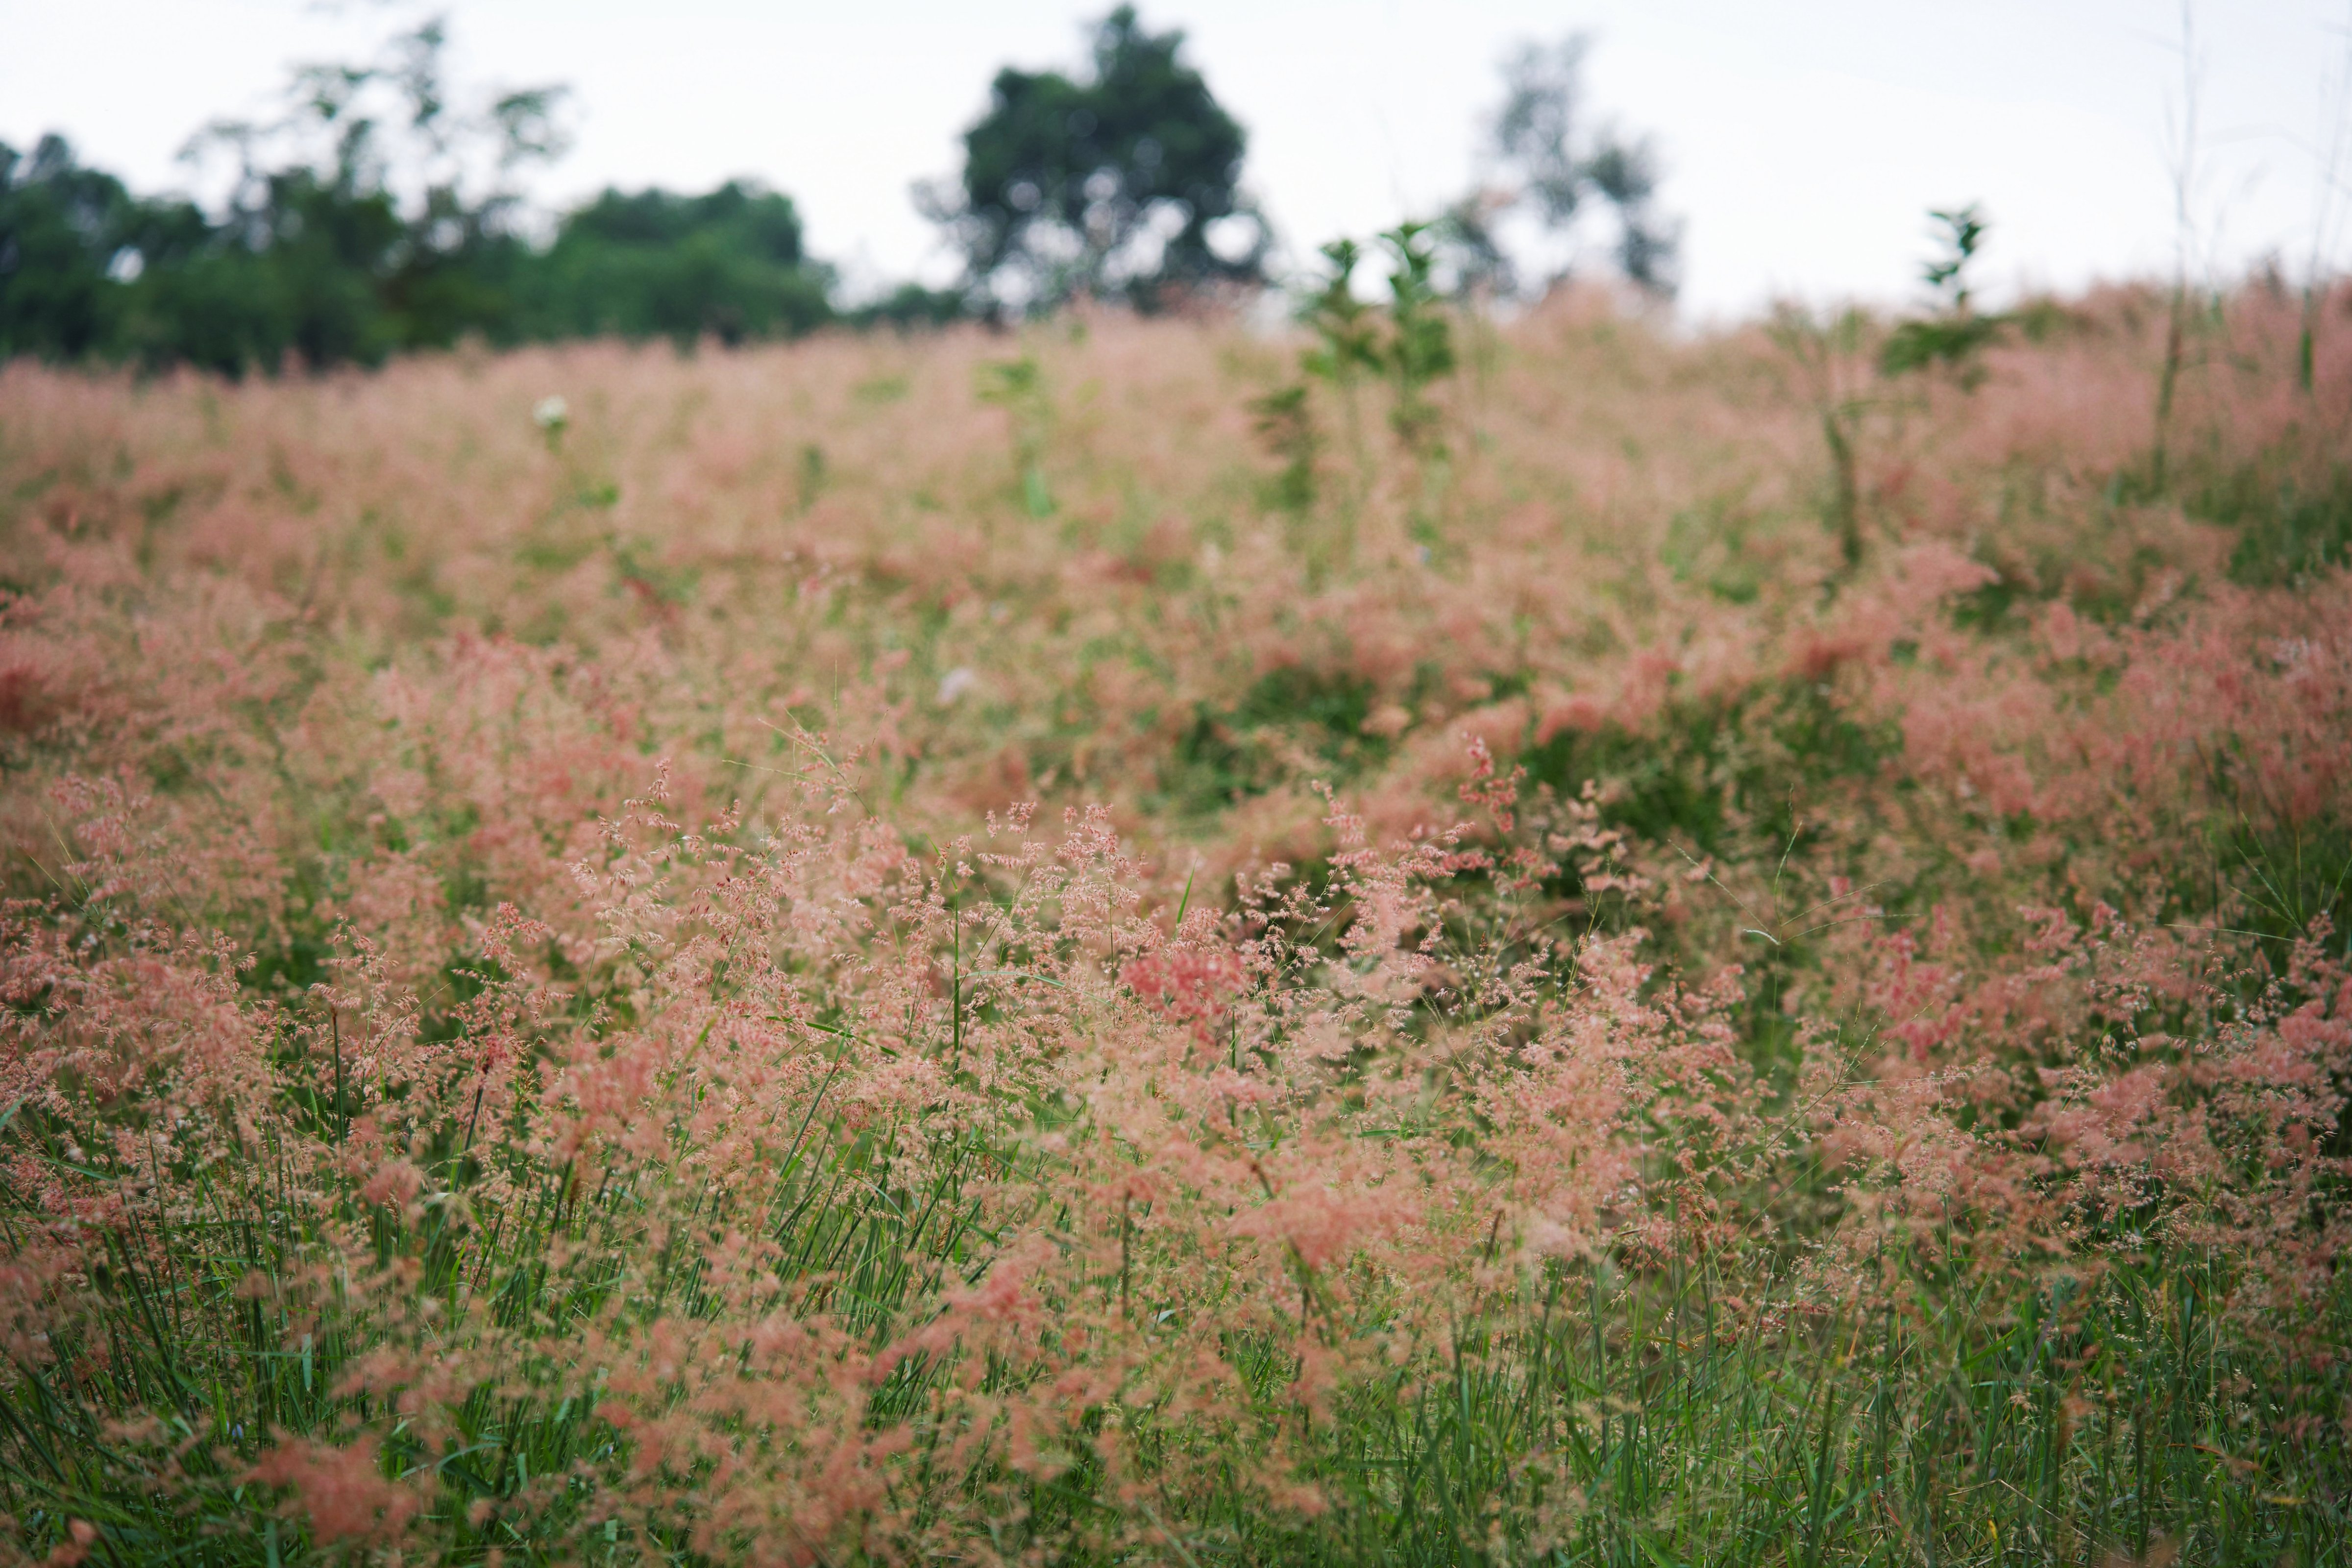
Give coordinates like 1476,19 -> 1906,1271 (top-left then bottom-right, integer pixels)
5,0 -> 2348,323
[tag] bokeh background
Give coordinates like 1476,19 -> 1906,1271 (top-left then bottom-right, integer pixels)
4,0 -> 2342,324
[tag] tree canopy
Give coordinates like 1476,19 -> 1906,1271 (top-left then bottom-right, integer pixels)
1440,34 -> 1681,298
528,182 -> 832,347
1,9 -> 1697,374
927,6 -> 1268,315
0,137 -> 140,363
0,19 -> 844,373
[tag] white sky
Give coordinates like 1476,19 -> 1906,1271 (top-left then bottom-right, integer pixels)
5,0 -> 2348,324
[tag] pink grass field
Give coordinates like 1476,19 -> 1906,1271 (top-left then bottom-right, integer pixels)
0,282 -> 2349,1563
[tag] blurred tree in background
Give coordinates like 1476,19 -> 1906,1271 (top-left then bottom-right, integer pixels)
1441,34 -> 1681,299
1,18 -> 576,373
923,5 -> 1269,317
0,137 -> 141,362
6,6 -> 1678,371
0,15 -> 845,373
3,5 -> 1278,368
168,14 -> 569,367
526,182 -> 833,348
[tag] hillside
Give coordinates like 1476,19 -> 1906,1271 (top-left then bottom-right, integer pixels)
1,286 -> 2348,1564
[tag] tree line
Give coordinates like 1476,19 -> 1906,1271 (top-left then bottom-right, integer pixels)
1,7 -> 1675,373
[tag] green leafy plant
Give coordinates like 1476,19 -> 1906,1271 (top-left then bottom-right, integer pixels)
1880,204 -> 2004,380
1300,238 -> 1383,389
1246,382 -> 1318,513
1769,303 -> 1874,569
979,354 -> 1055,516
1376,221 -> 1457,456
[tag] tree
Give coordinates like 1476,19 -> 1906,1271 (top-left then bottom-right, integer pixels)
1,14 -> 855,372
1879,204 -> 2004,380
7,14 -> 578,374
0,137 -> 137,361
925,6 -> 1268,316
1445,35 -> 1680,298
525,182 -> 833,347
164,14 -> 570,367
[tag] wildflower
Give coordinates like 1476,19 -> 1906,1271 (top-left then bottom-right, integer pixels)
246,1436 -> 421,1545
3,277 -> 2347,1565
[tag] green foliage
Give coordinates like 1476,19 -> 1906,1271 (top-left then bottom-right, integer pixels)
1243,228 -> 1462,532
1879,313 -> 2004,378
1377,222 -> 1456,455
0,1040 -> 1024,1566
1299,239 -> 1383,386
1523,685 -> 1895,863
2183,457 -> 2352,587
1239,226 -> 1465,553
133,16 -> 563,371
1247,383 -> 1319,512
978,355 -> 1056,515
0,19 -> 876,375
524,182 -> 832,349
925,5 -> 1266,316
1160,666 -> 1387,817
11,1115 -> 2341,1568
1220,1253 -> 2352,1568
1920,203 -> 1986,306
1661,498 -> 1764,603
1881,204 -> 2005,380
847,282 -> 972,331
1767,304 -> 1872,568
2209,812 -> 2352,954
2011,294 -> 2093,343
0,137 -> 138,361
4,281 -> 2351,1562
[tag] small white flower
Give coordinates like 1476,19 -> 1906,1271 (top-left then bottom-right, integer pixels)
533,395 -> 570,431
937,666 -> 979,705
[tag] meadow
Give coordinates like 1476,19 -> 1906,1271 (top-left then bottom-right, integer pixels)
0,279 -> 2348,1565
